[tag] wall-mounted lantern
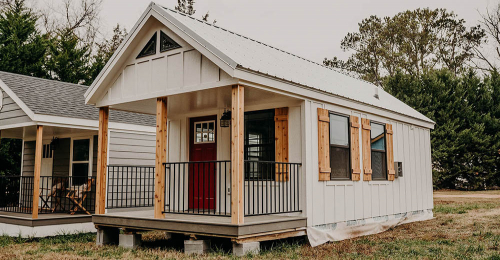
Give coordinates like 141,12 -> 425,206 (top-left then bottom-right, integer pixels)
220,109 -> 231,128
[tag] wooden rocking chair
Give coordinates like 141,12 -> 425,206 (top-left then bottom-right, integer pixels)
66,178 -> 95,215
39,181 -> 66,213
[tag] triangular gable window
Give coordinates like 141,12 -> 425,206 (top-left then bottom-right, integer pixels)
137,32 -> 157,58
160,31 -> 181,52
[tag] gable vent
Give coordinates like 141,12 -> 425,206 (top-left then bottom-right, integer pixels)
160,31 -> 181,52
137,32 -> 157,59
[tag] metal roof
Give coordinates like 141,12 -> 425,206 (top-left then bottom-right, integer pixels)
157,6 -> 434,124
0,71 -> 155,126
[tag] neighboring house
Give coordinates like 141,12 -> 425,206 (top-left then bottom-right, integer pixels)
0,71 -> 156,237
80,2 -> 435,255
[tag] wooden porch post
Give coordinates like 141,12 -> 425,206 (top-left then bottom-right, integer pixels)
96,107 -> 109,215
231,85 -> 244,224
154,97 -> 168,219
32,125 -> 43,219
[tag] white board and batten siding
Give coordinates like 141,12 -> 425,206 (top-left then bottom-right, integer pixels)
0,89 -> 31,126
307,100 -> 433,227
100,19 -> 234,107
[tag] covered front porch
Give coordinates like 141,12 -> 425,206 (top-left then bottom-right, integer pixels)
94,84 -> 306,244
0,125 -> 98,220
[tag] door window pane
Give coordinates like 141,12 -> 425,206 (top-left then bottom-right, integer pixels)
194,121 -> 216,144
73,139 -> 89,161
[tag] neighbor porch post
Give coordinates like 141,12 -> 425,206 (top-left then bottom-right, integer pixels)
154,97 -> 168,219
32,125 -> 43,219
231,85 -> 244,224
96,107 -> 109,215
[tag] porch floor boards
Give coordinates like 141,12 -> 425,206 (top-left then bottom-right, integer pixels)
0,211 -> 92,227
93,210 -> 306,238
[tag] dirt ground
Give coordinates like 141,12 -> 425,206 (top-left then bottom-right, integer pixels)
1,190 -> 500,259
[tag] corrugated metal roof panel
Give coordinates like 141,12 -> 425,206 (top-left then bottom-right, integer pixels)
159,6 -> 433,124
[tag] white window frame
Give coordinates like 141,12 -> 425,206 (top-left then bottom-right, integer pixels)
69,136 -> 93,185
193,120 -> 216,144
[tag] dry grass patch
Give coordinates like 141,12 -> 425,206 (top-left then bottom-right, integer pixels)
1,191 -> 500,259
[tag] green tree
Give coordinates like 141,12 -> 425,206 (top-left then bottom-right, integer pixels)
45,29 -> 92,84
0,139 -> 22,176
325,9 -> 486,86
0,0 -> 48,77
384,69 -> 500,189
88,24 -> 127,84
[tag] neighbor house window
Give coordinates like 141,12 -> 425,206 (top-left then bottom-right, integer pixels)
71,138 -> 92,186
329,114 -> 350,180
371,122 -> 387,180
244,109 -> 275,180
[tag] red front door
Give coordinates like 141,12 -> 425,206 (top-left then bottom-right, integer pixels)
189,116 -> 217,211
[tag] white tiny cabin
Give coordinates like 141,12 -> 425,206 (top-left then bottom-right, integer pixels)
84,2 -> 434,248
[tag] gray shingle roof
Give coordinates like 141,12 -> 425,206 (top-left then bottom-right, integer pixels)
0,71 -> 155,127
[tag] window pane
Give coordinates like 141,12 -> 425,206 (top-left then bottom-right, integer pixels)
371,151 -> 387,180
330,114 -> 349,146
208,122 -> 214,131
72,163 -> 89,185
73,139 -> 89,161
371,123 -> 385,151
202,123 -> 208,132
244,109 -> 275,180
196,123 -> 202,133
330,147 -> 350,179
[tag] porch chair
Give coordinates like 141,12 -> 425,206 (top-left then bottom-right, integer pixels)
39,181 -> 66,213
66,178 -> 95,215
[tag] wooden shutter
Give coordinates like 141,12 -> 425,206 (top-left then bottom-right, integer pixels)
350,116 -> 361,181
361,118 -> 372,181
386,124 -> 396,181
275,107 -> 289,181
318,108 -> 331,181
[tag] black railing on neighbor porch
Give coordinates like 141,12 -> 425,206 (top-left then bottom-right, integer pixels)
163,161 -> 231,216
0,175 -> 96,215
106,165 -> 155,209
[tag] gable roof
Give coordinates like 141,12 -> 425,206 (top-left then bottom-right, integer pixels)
86,2 -> 433,125
0,71 -> 155,126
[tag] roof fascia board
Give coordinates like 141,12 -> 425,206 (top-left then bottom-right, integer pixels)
0,78 -> 35,120
234,69 -> 435,129
152,5 -> 237,72
96,78 -> 238,107
0,121 -> 35,130
86,2 -> 154,102
33,114 -> 156,133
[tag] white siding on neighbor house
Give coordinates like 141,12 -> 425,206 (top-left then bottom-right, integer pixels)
108,131 -> 156,166
308,100 -> 433,227
0,89 -> 30,126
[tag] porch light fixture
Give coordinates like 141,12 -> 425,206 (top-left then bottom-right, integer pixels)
220,109 -> 231,127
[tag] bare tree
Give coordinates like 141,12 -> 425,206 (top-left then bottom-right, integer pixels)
40,0 -> 102,46
474,3 -> 500,72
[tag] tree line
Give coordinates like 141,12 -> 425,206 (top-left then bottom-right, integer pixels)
324,6 -> 500,189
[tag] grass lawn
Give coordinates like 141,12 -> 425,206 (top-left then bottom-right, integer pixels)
1,190 -> 500,259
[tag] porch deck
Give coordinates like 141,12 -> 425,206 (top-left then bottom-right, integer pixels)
0,211 -> 92,227
93,210 -> 306,239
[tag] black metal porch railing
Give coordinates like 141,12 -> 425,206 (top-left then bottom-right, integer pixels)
164,161 -> 231,216
106,165 -> 155,209
0,175 -> 96,215
0,176 -> 33,213
244,161 -> 301,216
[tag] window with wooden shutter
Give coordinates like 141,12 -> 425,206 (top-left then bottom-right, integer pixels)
361,118 -> 372,181
386,124 -> 396,181
275,107 -> 289,181
318,108 -> 331,181
350,116 -> 361,181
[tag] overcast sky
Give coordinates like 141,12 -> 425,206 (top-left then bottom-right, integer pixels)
98,0 -> 495,63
